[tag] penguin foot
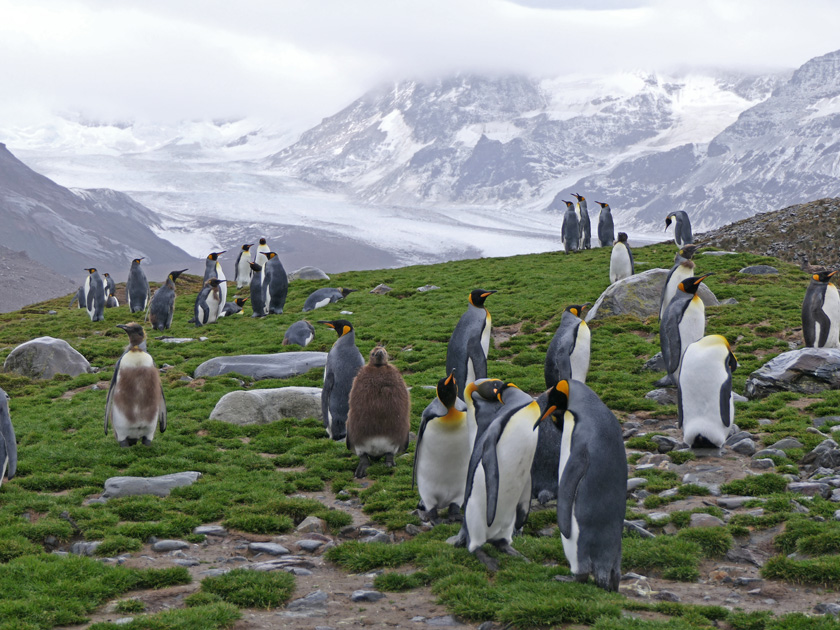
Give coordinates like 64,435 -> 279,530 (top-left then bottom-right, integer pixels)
493,541 -> 528,561
354,454 -> 371,478
653,375 -> 675,388
446,529 -> 467,547
419,506 -> 439,524
141,437 -> 153,447
384,453 -> 395,468
118,439 -> 132,448
554,573 -> 588,584
474,548 -> 500,572
447,503 -> 463,523
537,490 -> 556,506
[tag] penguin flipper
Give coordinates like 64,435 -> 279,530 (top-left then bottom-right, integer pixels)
816,308 -> 832,347
515,471 -> 532,531
481,428 -> 502,528
104,356 -> 122,435
627,245 -> 635,274
412,410 -> 434,491
158,382 -> 167,433
557,446 -> 589,539
321,369 -> 335,432
467,336 -> 488,383
720,371 -> 733,429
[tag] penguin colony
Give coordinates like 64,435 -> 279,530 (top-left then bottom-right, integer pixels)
21,207 -> 828,595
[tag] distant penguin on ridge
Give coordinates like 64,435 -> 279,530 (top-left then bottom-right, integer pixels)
665,211 -> 694,248
0,387 -> 17,488
609,233 -> 634,284
802,270 -> 840,348
445,289 -> 496,401
319,319 -> 364,441
561,200 -> 580,253
82,268 -> 106,322
234,244 -> 254,289
148,269 -> 187,331
595,201 -> 615,248
572,193 -> 591,250
126,257 -> 150,313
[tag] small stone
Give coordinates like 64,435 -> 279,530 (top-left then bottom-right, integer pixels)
297,539 -> 324,552
362,533 -> 391,544
651,435 -> 680,453
249,542 -> 290,556
758,418 -> 773,426
658,488 -> 679,499
69,541 -> 102,556
730,439 -> 757,456
689,513 -> 725,528
747,508 -> 765,517
194,525 -> 227,537
621,572 -> 647,580
425,616 -> 463,626
717,496 -> 760,509
351,590 -> 385,602
173,559 -> 200,567
296,516 -> 327,534
405,524 -> 423,536
416,285 -> 440,292
753,449 -> 786,459
412,616 -> 427,622
735,577 -> 763,586
152,540 -> 190,552
739,265 -> 779,275
771,437 -> 804,450
655,591 -> 681,602
647,512 -> 670,525
814,416 -> 840,429
815,603 -> 840,616
114,618 -> 134,626
644,389 -> 677,405
726,547 -> 762,567
725,431 -> 753,446
200,568 -> 230,577
751,458 -> 775,470
627,478 -> 648,491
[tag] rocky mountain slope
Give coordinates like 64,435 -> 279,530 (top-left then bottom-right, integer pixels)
0,244 -> 77,313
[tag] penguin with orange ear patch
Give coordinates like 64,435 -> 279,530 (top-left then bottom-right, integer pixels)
445,289 -> 496,401
658,273 -> 712,387
319,320 -> 364,441
802,270 -> 840,348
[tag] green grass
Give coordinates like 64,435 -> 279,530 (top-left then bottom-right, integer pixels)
200,569 -> 295,609
0,246 -> 838,627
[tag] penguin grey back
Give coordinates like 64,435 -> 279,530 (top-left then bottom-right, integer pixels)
303,287 -> 356,312
561,201 -> 580,253
83,268 -> 106,322
531,389 -> 561,504
320,320 -> 364,441
0,387 -> 17,485
445,290 -> 496,400
249,262 -> 266,317
802,270 -> 840,348
595,201 -> 614,248
126,258 -> 150,313
264,252 -> 289,315
544,306 -> 585,388
573,194 -> 591,250
665,211 -> 694,248
148,269 -> 187,331
283,320 -> 315,347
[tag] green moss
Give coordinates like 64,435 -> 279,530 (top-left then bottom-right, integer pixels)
720,474 -> 789,496
200,568 -> 295,609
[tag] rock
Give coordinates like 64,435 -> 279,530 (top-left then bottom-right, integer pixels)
627,478 -> 648,492
200,568 -> 230,577
702,251 -> 737,256
725,431 -> 753,446
689,513 -> 725,528
194,525 -> 227,537
726,547 -> 763,567
751,458 -> 775,470
733,392 -> 748,402
717,496 -> 763,509
651,435 -> 680,453
647,512 -> 670,525
3,336 -> 91,379
152,540 -> 190,552
787,482 -> 831,498
425,616 -> 463,626
801,439 -> 840,468
585,268 -> 718,322
369,284 -> 392,295
739,265 -> 779,275
209,387 -> 322,425
834,510 -> 840,521
249,542 -> 290,556
101,472 -> 202,499
752,449 -> 786,459
194,352 -> 327,380
745,348 -> 840,399
251,556 -> 314,572
815,603 -> 840,616
174,559 -> 200,567
659,488 -> 679,499
282,590 -> 329,618
416,285 -> 440,292
642,352 -> 666,372
813,416 -> 840,428
730,439 -> 757,456
644,388 -> 677,405
288,266 -> 330,281
296,516 -> 327,534
70,541 -> 102,556
771,437 -> 804,450
157,337 -> 201,344
656,591 -> 681,602
351,590 -> 385,602
297,539 -> 324,552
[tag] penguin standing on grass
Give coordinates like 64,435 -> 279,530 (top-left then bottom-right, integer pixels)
105,323 -> 166,447
665,211 -> 694,248
595,201 -> 615,248
234,244 -> 254,289
83,268 -> 106,322
220,297 -> 248,317
464,378 -> 505,450
802,270 -> 840,348
126,258 -> 150,313
544,304 -> 591,386
148,269 -> 187,331
202,252 -> 227,319
414,373 -> 470,523
550,380 -> 626,592
263,252 -> 289,315
658,273 -> 713,387
254,237 -> 271,267
319,320 -> 364,441
660,244 -> 701,319
0,388 -> 17,487
249,263 -> 267,318
446,289 -> 496,401
572,193 -> 591,250
678,335 -> 738,448
70,286 -> 84,309
609,233 -> 634,284
105,292 -> 119,308
194,278 -> 223,327
103,273 -> 116,299
561,201 -> 580,253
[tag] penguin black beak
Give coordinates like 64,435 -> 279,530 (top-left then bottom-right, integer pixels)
695,272 -> 714,285
317,321 -> 335,329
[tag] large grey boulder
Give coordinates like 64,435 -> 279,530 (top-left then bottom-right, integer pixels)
3,336 -> 91,379
745,348 -> 840,399
210,387 -> 323,425
101,471 -> 203,499
585,268 -> 719,322
194,352 -> 327,380
288,266 -> 330,281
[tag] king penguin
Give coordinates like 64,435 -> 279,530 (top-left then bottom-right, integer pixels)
254,237 -> 271,267
248,262 -> 266,317
194,278 -> 223,327
446,290 -> 496,401
0,387 -> 17,488
104,323 -> 166,447
678,335 -> 738,448
659,273 -> 713,387
572,193 -> 591,250
126,257 -> 150,313
283,320 -> 315,347
202,252 -> 228,319
234,244 -> 254,289
319,319 -> 365,441
595,201 -> 615,248
105,292 -> 119,308
413,373 -> 470,523
660,244 -> 701,319
802,270 -> 840,348
464,378 -> 505,451
549,379 -> 626,591
665,211 -> 694,248
302,287 -> 356,312
103,273 -> 116,299
220,297 -> 248,317
148,269 -> 187,331
263,252 -> 289,315
82,268 -> 106,322
544,304 -> 591,387
561,200 -> 580,253
609,233 -> 634,284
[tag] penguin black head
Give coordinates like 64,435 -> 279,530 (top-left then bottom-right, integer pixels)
318,319 -> 354,337
339,288 -> 357,298
132,257 -> 145,264
664,214 -> 677,230
679,244 -> 701,260
544,380 -> 570,428
572,193 -> 585,202
437,372 -> 459,409
249,262 -> 262,272
563,200 -> 574,209
677,272 -> 713,295
616,232 -> 629,244
259,238 -> 267,245
468,289 -> 496,307
117,322 -> 147,348
564,303 -> 591,318
495,382 -> 522,405
103,273 -> 111,278
207,251 -> 226,260
465,378 -> 504,403
169,269 -> 188,282
594,201 -> 609,208
242,244 -> 253,251
208,278 -> 222,287
234,297 -> 248,307
266,252 -> 278,260
85,268 -> 97,274
369,346 -> 389,367
812,270 -> 838,283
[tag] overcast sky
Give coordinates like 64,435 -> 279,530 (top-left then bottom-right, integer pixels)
2,0 -> 839,129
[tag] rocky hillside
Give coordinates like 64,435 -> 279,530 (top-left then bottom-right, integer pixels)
0,245 -> 77,313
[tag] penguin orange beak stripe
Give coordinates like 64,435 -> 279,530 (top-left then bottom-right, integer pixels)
538,405 -> 557,427
694,272 -> 714,285
444,373 -> 454,386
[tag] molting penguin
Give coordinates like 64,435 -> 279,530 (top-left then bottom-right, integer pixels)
126,257 -> 150,313
220,297 -> 248,317
678,335 -> 738,448
263,251 -> 289,315
445,289 -> 496,401
82,268 -> 106,322
202,252 -> 227,319
659,273 -> 712,387
544,304 -> 591,387
234,244 -> 254,289
464,378 -> 505,451
194,278 -> 223,327
0,388 -> 17,487
148,269 -> 187,331
414,373 -> 470,523
665,211 -> 694,248
283,320 -> 315,347
595,201 -> 615,248
302,287 -> 356,312
572,193 -> 591,250
561,200 -> 580,253
104,323 -> 166,447
660,244 -> 701,320
802,270 -> 840,348
319,320 -> 364,441
550,380 -> 626,591
248,263 -> 266,317
346,346 -> 411,478
609,233 -> 634,284
455,382 -> 553,570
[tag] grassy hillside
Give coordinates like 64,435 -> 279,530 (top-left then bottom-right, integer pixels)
0,244 -> 837,629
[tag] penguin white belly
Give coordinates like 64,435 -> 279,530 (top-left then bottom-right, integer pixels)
480,314 -> 492,358
661,267 -> 693,318
1,453 -> 8,484
465,465 -> 489,551
314,298 -> 331,310
302,332 -> 313,347
206,298 -> 221,324
557,412 -> 580,572
466,359 -> 476,394
569,323 -> 590,383
823,286 -> 840,348
609,245 -> 632,283
352,436 -> 400,457
676,300 -> 705,379
680,344 -> 731,447
417,419 -> 470,510
216,264 -> 227,316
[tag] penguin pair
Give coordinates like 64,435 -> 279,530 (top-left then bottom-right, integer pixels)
572,193 -> 591,250
445,289 -> 496,400
609,233 -> 634,284
560,201 -> 580,253
303,287 -> 356,312
203,252 -> 228,319
82,268 -> 106,322
802,270 -> 840,348
660,244 -> 702,319
659,273 -> 712,387
595,201 -> 614,248
126,258 -> 150,313
0,387 -> 17,488
319,320 -> 364,441
104,323 -> 166,447
148,269 -> 188,331
665,211 -> 694,248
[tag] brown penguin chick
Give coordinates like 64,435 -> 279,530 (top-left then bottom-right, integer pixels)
346,346 -> 411,478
